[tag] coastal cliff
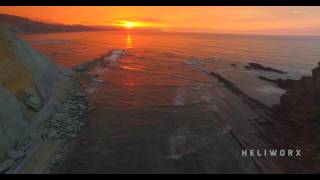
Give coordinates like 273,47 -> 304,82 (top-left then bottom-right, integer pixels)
272,62 -> 320,169
0,27 -> 70,154
0,28 -> 89,173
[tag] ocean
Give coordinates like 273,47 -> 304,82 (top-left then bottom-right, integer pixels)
21,31 -> 320,173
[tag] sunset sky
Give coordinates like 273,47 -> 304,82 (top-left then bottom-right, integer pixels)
1,6 -> 320,35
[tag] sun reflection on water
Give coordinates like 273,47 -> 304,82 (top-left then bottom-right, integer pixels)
126,34 -> 132,49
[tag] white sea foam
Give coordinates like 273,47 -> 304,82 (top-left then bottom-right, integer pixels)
185,59 -> 199,65
103,49 -> 127,65
91,49 -> 127,76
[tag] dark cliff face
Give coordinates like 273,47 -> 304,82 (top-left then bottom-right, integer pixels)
275,63 -> 320,123
0,14 -> 119,33
273,62 -> 320,169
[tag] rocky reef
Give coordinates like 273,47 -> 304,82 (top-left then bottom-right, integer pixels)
0,28 -> 92,173
210,62 -> 320,172
210,71 -> 271,111
245,63 -> 287,74
258,76 -> 296,90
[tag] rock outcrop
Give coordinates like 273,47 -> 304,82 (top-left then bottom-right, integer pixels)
274,62 -> 320,122
245,63 -> 287,74
272,62 -> 320,170
258,76 -> 297,90
210,71 -> 271,111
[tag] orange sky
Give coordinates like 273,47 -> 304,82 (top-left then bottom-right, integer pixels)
1,6 -> 320,35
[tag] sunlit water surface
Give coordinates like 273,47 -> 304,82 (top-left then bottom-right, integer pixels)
22,31 -> 320,173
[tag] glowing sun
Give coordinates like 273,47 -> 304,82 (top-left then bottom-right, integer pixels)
118,20 -> 149,29
124,22 -> 134,29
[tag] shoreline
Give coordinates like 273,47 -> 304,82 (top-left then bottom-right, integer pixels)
4,74 -> 92,174
0,27 -> 101,174
0,35 -> 125,173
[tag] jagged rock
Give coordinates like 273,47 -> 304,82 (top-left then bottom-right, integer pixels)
7,150 -> 25,161
258,76 -> 297,89
210,72 -> 243,96
210,71 -> 270,111
0,159 -> 15,173
245,63 -> 286,74
273,62 -> 320,167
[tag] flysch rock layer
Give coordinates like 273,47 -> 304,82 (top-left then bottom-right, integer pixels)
0,27 -> 87,174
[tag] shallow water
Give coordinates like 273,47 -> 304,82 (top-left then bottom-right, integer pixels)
22,31 -> 320,173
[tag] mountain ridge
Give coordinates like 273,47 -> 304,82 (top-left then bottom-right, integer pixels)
0,14 -> 121,33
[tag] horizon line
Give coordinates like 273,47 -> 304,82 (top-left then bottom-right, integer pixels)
2,13 -> 320,37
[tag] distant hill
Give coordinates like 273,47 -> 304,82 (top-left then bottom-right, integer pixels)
0,14 -> 120,33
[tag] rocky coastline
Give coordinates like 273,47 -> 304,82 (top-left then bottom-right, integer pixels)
210,62 -> 320,172
3,80 -> 93,174
271,62 -> 320,171
0,28 -> 97,174
1,25 -> 320,173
